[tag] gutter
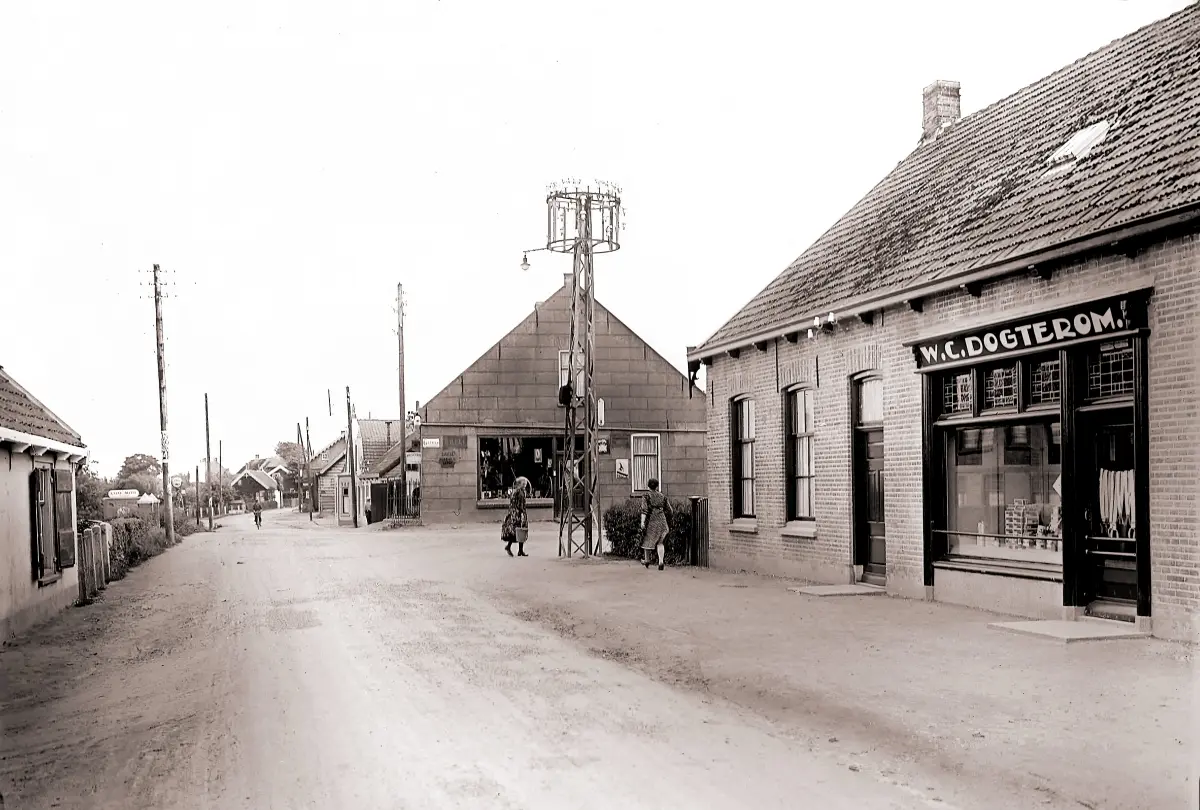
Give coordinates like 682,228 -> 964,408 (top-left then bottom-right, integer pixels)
687,203 -> 1200,363
0,426 -> 89,462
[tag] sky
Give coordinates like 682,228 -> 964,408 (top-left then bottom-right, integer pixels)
1,0 -> 1190,478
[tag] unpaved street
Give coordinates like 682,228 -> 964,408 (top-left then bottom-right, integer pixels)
2,511 -> 946,810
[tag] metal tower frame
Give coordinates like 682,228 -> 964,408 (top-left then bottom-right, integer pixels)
542,183 -> 621,558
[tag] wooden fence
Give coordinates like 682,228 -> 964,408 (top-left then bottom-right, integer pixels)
77,523 -> 112,604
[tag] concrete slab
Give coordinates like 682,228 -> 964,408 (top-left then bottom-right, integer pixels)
987,618 -> 1151,643
788,584 -> 886,597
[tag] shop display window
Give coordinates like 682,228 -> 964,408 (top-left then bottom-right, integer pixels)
942,371 -> 973,415
1087,340 -> 1135,399
944,421 -> 1063,565
1028,357 -> 1062,405
983,363 -> 1017,410
478,437 -> 556,502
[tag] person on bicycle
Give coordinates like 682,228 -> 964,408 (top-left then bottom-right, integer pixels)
252,497 -> 263,529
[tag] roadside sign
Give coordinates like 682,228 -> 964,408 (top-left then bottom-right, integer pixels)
171,475 -> 183,490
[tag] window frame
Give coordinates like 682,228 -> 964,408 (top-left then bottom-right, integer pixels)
730,396 -> 756,519
630,433 -> 662,494
30,464 -> 75,583
557,350 -> 585,407
784,386 -> 816,522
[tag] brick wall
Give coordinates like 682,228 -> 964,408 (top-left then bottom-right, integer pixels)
705,231 -> 1199,641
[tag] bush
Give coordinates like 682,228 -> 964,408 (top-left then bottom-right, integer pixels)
603,496 -> 694,565
109,515 -> 181,579
162,510 -> 200,539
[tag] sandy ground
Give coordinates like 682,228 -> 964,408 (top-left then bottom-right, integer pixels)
2,510 -> 958,810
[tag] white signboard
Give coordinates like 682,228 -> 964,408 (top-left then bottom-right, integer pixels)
171,475 -> 183,490
615,459 -> 629,479
597,398 -> 605,428
422,437 -> 441,449
107,489 -> 141,499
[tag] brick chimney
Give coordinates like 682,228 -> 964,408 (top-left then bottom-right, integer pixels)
922,80 -> 961,143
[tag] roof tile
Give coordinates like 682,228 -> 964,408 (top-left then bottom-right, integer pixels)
0,367 -> 84,447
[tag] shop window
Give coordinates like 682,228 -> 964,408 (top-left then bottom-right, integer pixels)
785,387 -> 816,520
1087,340 -> 1135,399
631,434 -> 661,492
478,436 -> 556,502
942,371 -> 973,415
1028,357 -> 1061,405
731,397 -> 756,518
983,364 -> 1017,410
943,422 -> 1062,565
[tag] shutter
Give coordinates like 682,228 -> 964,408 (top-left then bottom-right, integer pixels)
29,469 -> 42,580
53,470 -> 77,569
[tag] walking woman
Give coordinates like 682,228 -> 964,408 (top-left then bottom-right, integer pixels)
502,476 -> 531,557
639,478 -> 673,570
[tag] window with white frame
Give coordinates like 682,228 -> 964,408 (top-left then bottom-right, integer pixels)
558,350 -> 585,404
731,396 -> 755,518
785,387 -> 816,521
631,433 -> 661,492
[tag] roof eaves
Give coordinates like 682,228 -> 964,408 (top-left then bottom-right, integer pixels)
687,201 -> 1200,362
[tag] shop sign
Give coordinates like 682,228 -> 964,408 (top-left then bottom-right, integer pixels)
597,438 -> 609,455
107,489 -> 140,499
615,458 -> 629,479
914,296 -> 1134,369
422,437 -> 441,449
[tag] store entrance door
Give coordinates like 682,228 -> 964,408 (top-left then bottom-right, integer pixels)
1078,407 -> 1138,614
855,427 -> 887,585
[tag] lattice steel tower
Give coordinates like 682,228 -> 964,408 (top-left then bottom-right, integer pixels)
544,183 -> 622,557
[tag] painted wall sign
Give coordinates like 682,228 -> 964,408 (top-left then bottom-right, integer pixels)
914,296 -> 1136,370
422,437 -> 441,449
615,458 -> 629,479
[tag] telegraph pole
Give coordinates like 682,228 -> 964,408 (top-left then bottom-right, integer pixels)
305,417 -> 313,521
397,283 -> 408,516
151,264 -> 176,545
194,465 -> 200,526
219,440 -> 223,516
346,386 -> 359,528
205,393 -> 213,531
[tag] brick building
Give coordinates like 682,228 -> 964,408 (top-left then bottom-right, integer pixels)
418,272 -> 707,525
686,7 -> 1199,642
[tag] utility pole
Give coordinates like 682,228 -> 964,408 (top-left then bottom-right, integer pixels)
194,465 -> 200,526
152,263 -> 176,545
346,386 -> 359,528
397,282 -> 408,517
205,393 -> 213,532
305,417 -> 313,521
219,440 -> 223,516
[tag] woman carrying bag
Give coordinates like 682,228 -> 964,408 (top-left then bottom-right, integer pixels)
639,478 -> 672,571
502,476 -> 531,557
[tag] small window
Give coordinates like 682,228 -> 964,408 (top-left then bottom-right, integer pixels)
983,364 -> 1017,410
731,397 -> 756,518
856,377 -> 884,425
1087,340 -> 1135,399
785,388 -> 816,521
1028,357 -> 1062,405
942,371 -> 973,415
631,434 -> 661,493
558,350 -> 585,402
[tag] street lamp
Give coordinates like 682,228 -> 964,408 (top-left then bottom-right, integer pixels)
519,246 -> 550,271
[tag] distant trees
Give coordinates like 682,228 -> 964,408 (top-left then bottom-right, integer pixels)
274,441 -> 305,471
114,453 -> 163,497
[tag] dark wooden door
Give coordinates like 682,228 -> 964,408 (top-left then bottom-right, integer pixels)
855,428 -> 886,584
1079,409 -> 1138,605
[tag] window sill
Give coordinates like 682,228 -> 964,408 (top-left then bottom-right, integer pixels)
781,521 -> 817,539
37,573 -> 62,587
934,558 -> 1062,583
729,518 -> 758,534
476,498 -> 554,510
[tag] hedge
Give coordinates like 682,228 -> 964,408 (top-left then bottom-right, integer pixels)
106,511 -> 201,579
602,496 -> 694,566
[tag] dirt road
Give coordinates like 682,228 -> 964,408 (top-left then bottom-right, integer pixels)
1,511 -> 945,809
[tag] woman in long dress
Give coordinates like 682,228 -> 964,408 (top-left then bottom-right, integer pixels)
502,476 -> 531,557
639,478 -> 673,571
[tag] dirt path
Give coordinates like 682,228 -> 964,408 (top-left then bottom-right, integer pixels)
1,512 -> 944,809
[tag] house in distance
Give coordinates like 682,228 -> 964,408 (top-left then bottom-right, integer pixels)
417,272 -> 707,525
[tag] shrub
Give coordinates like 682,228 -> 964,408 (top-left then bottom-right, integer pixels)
109,514 -> 182,579
603,496 -> 694,566
163,510 -> 200,539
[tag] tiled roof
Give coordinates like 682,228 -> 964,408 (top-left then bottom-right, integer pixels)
365,430 -> 418,478
357,419 -> 406,473
0,366 -> 85,447
244,469 -> 279,491
695,4 -> 1200,354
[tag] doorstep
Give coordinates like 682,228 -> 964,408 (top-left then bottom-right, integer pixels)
788,584 -> 886,597
987,617 -> 1151,643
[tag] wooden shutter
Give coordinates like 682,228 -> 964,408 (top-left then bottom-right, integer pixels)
53,470 -> 77,569
29,469 -> 42,580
